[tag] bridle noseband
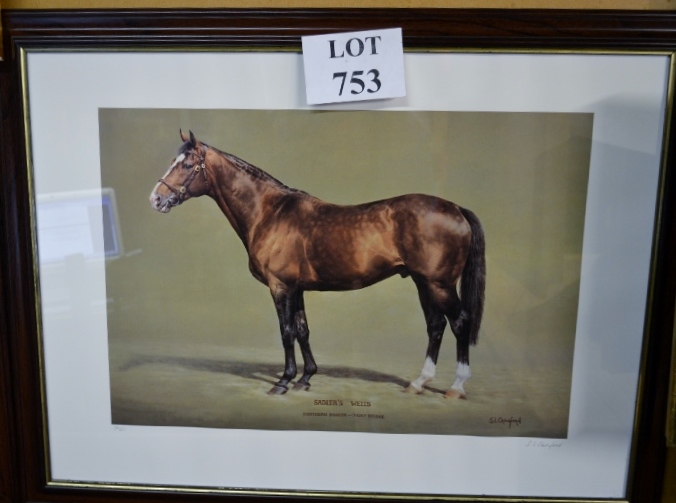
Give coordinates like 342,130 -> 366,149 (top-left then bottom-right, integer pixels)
157,146 -> 210,203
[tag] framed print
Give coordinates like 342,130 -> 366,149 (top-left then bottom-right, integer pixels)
2,8 -> 676,503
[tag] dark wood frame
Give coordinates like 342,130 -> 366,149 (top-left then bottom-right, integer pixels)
2,9 -> 676,503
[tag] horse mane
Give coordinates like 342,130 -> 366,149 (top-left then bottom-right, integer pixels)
178,139 -> 311,196
219,149 -> 292,189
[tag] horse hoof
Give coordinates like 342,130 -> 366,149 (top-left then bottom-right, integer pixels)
444,389 -> 466,400
292,382 -> 310,391
268,385 -> 288,396
403,384 -> 423,394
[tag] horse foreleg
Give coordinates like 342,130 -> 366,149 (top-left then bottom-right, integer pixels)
292,294 -> 317,391
269,286 -> 299,395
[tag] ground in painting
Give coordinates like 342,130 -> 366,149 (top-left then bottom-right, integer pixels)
109,329 -> 571,437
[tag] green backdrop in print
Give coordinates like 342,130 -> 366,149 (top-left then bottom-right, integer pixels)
100,109 -> 592,437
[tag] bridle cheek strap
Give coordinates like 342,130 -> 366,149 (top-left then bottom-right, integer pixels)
157,150 -> 210,203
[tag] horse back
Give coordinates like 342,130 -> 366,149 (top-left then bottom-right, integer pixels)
248,192 -> 471,290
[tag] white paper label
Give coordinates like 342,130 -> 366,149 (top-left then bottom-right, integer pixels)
301,28 -> 406,105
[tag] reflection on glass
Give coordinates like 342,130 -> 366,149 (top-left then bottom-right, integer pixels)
37,188 -> 122,264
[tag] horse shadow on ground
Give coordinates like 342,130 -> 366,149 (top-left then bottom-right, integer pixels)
117,355 -> 446,395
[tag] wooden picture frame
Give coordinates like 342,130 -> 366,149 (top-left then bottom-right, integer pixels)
2,8 -> 676,503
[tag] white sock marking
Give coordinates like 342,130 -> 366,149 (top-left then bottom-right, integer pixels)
451,362 -> 471,394
410,356 -> 436,391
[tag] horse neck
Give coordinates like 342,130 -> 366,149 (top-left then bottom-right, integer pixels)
204,149 -> 288,247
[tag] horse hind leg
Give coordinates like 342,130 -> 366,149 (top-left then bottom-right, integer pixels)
405,310 -> 446,394
405,282 -> 447,394
409,281 -> 472,399
444,290 -> 471,400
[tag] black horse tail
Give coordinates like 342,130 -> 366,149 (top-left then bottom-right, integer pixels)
459,207 -> 486,346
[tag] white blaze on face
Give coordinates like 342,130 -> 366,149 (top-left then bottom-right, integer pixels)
151,153 -> 185,197
164,153 -> 185,179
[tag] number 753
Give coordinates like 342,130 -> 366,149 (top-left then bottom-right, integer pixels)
333,70 -> 382,96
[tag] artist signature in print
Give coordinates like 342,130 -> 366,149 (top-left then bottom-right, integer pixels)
489,416 -> 521,428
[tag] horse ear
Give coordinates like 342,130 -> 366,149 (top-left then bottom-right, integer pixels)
189,130 -> 197,147
180,129 -> 190,143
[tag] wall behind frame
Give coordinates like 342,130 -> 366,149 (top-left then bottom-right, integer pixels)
3,0 -> 674,501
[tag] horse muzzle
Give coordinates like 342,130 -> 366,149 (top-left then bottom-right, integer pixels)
149,190 -> 178,213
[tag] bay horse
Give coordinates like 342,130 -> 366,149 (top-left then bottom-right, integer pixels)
150,131 -> 486,398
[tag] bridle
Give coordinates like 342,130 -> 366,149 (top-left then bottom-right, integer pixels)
157,145 -> 210,203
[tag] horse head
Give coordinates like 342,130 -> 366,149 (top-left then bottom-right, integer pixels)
150,130 -> 210,213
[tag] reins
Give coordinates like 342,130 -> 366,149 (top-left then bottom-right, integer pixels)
158,145 -> 210,202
